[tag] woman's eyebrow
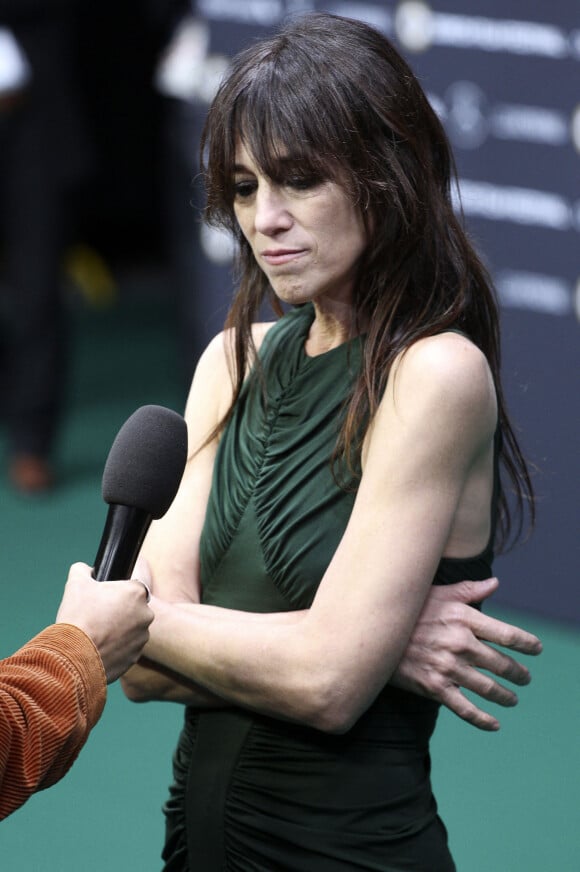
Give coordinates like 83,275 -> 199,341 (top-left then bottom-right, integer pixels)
232,156 -> 310,179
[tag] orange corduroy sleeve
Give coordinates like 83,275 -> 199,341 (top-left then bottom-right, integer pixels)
0,624 -> 107,820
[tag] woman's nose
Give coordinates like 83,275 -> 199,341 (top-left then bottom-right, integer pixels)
254,186 -> 293,235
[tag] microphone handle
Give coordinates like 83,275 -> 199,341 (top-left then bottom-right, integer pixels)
92,504 -> 153,581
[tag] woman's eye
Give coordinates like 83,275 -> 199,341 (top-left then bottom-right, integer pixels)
234,180 -> 256,199
286,175 -> 320,191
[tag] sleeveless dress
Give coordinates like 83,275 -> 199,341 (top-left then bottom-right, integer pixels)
162,304 -> 497,872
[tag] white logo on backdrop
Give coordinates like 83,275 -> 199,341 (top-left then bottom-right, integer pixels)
286,0 -> 315,13
325,3 -> 392,33
496,271 -> 573,317
492,104 -> 569,146
394,1 -> 576,59
570,29 -> 580,60
444,82 -> 488,149
432,83 -> 572,149
454,180 -> 574,232
572,105 -> 580,154
393,1 -> 433,51
196,0 -> 284,26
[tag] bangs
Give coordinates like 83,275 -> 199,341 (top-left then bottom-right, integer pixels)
202,41 -> 368,226
232,67 -> 344,185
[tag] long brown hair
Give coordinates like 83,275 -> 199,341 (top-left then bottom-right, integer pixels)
200,12 -> 534,549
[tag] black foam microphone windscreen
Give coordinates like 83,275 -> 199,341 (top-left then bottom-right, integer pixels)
93,405 -> 188,581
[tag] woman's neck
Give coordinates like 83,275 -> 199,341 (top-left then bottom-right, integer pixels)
305,301 -> 367,357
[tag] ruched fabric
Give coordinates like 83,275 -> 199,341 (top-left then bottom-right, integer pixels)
162,304 -> 494,870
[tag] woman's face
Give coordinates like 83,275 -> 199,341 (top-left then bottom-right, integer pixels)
232,141 -> 367,309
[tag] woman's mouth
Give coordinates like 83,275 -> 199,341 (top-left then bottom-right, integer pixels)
261,249 -> 307,266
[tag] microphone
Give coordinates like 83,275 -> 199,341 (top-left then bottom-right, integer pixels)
92,405 -> 188,581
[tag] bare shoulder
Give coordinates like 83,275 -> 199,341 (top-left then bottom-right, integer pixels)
182,331 -> 233,448
363,331 -> 497,478
391,332 -> 497,426
397,331 -> 492,384
185,323 -> 277,435
197,322 -> 276,371
251,321 -> 277,351
191,330 -> 233,395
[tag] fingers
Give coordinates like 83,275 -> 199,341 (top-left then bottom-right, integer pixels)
436,576 -> 499,605
451,629 -> 533,686
67,561 -> 93,581
449,662 -> 519,706
435,578 -> 543,655
468,610 -> 543,656
474,645 -> 532,687
131,578 -> 152,603
437,684 -> 501,732
435,636 -> 540,731
405,578 -> 542,732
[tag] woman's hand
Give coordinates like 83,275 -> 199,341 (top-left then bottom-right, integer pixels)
390,577 -> 542,730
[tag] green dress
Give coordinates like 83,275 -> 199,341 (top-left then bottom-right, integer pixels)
162,304 -> 496,871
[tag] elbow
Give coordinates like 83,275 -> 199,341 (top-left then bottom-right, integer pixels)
287,634 -> 376,733
119,670 -> 153,703
298,672 -> 363,735
312,710 -> 357,736
311,698 -> 361,735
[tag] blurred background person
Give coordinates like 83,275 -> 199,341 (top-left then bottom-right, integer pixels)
0,0 -> 92,493
149,0 -> 234,387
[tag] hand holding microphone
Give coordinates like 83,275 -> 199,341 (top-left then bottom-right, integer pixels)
56,564 -> 154,683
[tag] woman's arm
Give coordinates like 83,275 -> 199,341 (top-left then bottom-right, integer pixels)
139,333 -> 505,732
123,330 -> 541,726
134,322 -> 273,606
119,331 -> 232,704
120,658 -> 225,706
120,325 -> 275,706
130,580 -> 541,727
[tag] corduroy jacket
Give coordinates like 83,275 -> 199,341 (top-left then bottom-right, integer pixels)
0,624 -> 106,819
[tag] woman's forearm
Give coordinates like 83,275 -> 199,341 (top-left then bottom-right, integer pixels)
121,588 -> 307,705
142,597 -> 380,734
120,656 -> 229,708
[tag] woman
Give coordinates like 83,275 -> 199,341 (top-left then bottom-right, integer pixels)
121,14 -> 540,870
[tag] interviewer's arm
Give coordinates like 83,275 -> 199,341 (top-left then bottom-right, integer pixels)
0,565 -> 152,819
0,624 -> 105,820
